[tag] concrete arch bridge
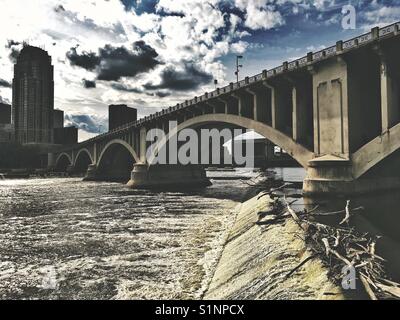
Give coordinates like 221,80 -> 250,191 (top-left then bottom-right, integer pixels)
51,23 -> 400,196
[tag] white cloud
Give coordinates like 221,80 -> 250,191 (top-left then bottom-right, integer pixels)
234,0 -> 284,30
363,6 -> 400,27
0,0 -> 287,137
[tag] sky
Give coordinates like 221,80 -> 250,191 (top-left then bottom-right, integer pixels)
0,0 -> 399,141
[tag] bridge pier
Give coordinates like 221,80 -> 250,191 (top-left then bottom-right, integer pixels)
66,165 -> 75,175
83,164 -> 98,181
127,163 -> 211,189
303,153 -> 400,196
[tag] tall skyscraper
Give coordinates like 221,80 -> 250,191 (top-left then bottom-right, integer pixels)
12,45 -> 54,144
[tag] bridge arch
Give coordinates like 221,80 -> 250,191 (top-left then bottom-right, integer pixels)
55,153 -> 72,172
96,139 -> 139,182
147,114 -> 314,168
74,148 -> 93,174
353,121 -> 400,179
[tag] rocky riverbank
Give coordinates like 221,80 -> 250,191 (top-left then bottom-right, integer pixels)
203,192 -> 344,300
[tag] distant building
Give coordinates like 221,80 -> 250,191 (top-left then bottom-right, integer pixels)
0,103 -> 13,143
54,126 -> 78,145
109,104 -> 137,131
12,45 -> 54,144
0,103 -> 11,124
0,124 -> 14,143
53,109 -> 64,129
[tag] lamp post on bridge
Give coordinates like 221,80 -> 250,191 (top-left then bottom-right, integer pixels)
235,55 -> 243,83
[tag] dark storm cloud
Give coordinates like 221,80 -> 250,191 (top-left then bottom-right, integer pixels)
111,83 -> 143,93
83,79 -> 96,89
64,114 -> 108,134
66,47 -> 100,71
5,40 -> 22,63
144,64 -> 213,92
0,96 -> 10,104
66,41 -> 161,81
0,78 -> 11,88
9,48 -> 20,63
5,40 -> 21,49
54,4 -> 66,13
97,41 -> 161,81
111,83 -> 171,98
146,91 -> 171,98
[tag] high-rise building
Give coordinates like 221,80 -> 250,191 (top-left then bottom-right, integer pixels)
0,103 -> 11,124
53,109 -> 64,129
12,45 -> 54,144
109,104 -> 137,131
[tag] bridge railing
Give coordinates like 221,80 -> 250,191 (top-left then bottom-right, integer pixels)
77,22 -> 400,147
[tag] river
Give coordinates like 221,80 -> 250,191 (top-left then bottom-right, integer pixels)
0,169 -> 260,299
0,167 -> 399,299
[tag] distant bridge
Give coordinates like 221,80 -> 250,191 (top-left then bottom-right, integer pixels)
51,22 -> 400,195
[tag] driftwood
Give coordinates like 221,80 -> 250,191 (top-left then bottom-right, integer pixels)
257,189 -> 399,300
339,200 -> 351,225
285,254 -> 318,279
257,183 -> 294,199
311,206 -> 363,217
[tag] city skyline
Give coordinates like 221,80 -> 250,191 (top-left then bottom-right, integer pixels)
0,0 -> 399,142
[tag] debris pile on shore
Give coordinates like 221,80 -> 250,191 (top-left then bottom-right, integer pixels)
257,185 -> 400,300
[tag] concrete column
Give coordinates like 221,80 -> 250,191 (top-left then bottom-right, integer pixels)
380,57 -> 400,132
162,121 -> 168,134
206,102 -> 217,114
47,153 -> 55,168
292,85 -> 309,142
263,82 -> 279,129
232,94 -> 242,116
246,89 -> 260,121
217,98 -> 228,114
232,93 -> 253,117
71,150 -> 75,166
93,143 -> 97,164
139,126 -> 147,163
312,59 -> 349,156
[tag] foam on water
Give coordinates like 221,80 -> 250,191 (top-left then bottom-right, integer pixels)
0,175 -> 253,299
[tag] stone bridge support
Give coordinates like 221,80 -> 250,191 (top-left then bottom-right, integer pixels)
304,40 -> 400,196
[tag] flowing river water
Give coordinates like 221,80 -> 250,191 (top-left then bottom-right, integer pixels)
0,168 -> 399,299
0,169 -> 261,299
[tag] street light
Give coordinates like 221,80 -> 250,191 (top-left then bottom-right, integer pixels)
235,55 -> 243,83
